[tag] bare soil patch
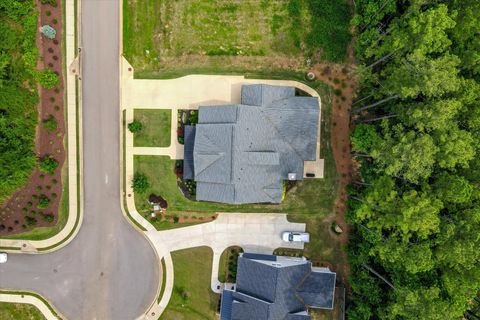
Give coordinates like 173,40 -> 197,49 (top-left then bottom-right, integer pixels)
0,0 -> 66,236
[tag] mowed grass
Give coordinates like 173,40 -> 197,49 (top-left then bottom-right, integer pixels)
123,0 -> 351,75
161,247 -> 219,320
0,302 -> 46,320
133,77 -> 338,217
133,109 -> 171,147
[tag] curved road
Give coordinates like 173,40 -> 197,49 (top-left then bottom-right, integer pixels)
0,0 -> 159,319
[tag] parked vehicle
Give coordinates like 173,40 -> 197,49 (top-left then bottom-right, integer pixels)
0,252 -> 7,264
282,232 -> 310,243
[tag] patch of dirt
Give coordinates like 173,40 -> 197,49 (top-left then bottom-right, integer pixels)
0,0 -> 65,236
312,63 -> 357,287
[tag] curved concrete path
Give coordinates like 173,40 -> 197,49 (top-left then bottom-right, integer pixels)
0,0 -> 159,319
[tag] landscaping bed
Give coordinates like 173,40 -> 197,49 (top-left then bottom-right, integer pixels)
218,246 -> 243,283
0,0 -> 67,238
161,247 -> 219,320
132,109 -> 171,147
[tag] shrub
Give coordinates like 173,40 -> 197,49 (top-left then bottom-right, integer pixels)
46,10 -> 51,16
38,69 -> 59,89
173,216 -> 179,223
52,18 -> 58,24
128,119 -> 143,133
43,214 -> 54,223
37,195 -> 51,209
43,115 -> 57,132
132,173 -> 149,193
39,156 -> 59,174
25,216 -> 37,226
40,0 -> 57,5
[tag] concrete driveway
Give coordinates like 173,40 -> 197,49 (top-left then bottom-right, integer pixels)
0,1 -> 158,319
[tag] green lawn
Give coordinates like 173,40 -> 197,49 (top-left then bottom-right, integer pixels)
123,0 -> 351,76
0,302 -> 46,320
161,247 -> 219,320
133,109 -> 171,147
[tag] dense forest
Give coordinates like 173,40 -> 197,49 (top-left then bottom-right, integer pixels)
0,1 -> 39,204
348,0 -> 480,319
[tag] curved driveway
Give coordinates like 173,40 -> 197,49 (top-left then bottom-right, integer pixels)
0,0 -> 159,319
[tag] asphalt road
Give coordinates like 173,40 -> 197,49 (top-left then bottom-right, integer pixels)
0,0 -> 159,319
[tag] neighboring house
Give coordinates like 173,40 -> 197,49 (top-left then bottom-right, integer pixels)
183,84 -> 320,204
220,253 -> 336,320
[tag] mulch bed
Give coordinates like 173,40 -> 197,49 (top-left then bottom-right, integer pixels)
0,0 -> 65,236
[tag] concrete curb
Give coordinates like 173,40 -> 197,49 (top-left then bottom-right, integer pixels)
0,290 -> 65,320
0,0 -> 83,253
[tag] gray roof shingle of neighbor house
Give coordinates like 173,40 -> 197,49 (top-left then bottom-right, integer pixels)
219,253 -> 336,320
183,84 -> 320,204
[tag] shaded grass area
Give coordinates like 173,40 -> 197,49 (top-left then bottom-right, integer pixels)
133,109 -> 171,147
0,302 -> 46,320
161,247 -> 219,320
124,0 -> 352,75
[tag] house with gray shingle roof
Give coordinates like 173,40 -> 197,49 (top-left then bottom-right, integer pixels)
219,253 -> 336,320
183,84 -> 320,204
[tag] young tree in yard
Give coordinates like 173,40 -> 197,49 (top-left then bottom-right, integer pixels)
39,156 -> 59,174
132,173 -> 148,193
37,195 -> 51,209
38,69 -> 59,89
128,119 -> 143,133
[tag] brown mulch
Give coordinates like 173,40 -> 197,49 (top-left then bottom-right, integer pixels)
312,63 -> 357,287
0,0 -> 65,236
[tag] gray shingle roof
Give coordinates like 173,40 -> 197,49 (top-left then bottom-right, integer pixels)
185,84 -> 320,204
183,126 -> 196,179
221,254 -> 336,320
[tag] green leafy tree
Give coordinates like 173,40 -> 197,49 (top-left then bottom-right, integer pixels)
377,131 -> 438,184
128,119 -> 143,133
132,173 -> 148,193
38,69 -> 59,89
351,124 -> 380,153
434,173 -> 473,204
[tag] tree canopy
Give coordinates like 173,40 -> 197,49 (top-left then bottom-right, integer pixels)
349,1 -> 480,318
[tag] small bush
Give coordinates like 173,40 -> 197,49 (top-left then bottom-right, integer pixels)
38,69 -> 59,89
54,105 -> 60,111
52,18 -> 58,24
39,156 -> 59,174
46,10 -> 51,16
128,119 -> 143,133
43,115 -> 58,132
43,214 -> 54,223
173,216 -> 179,223
132,173 -> 149,193
25,216 -> 37,226
334,88 -> 342,96
36,186 -> 42,191
40,0 -> 57,5
37,195 -> 51,209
